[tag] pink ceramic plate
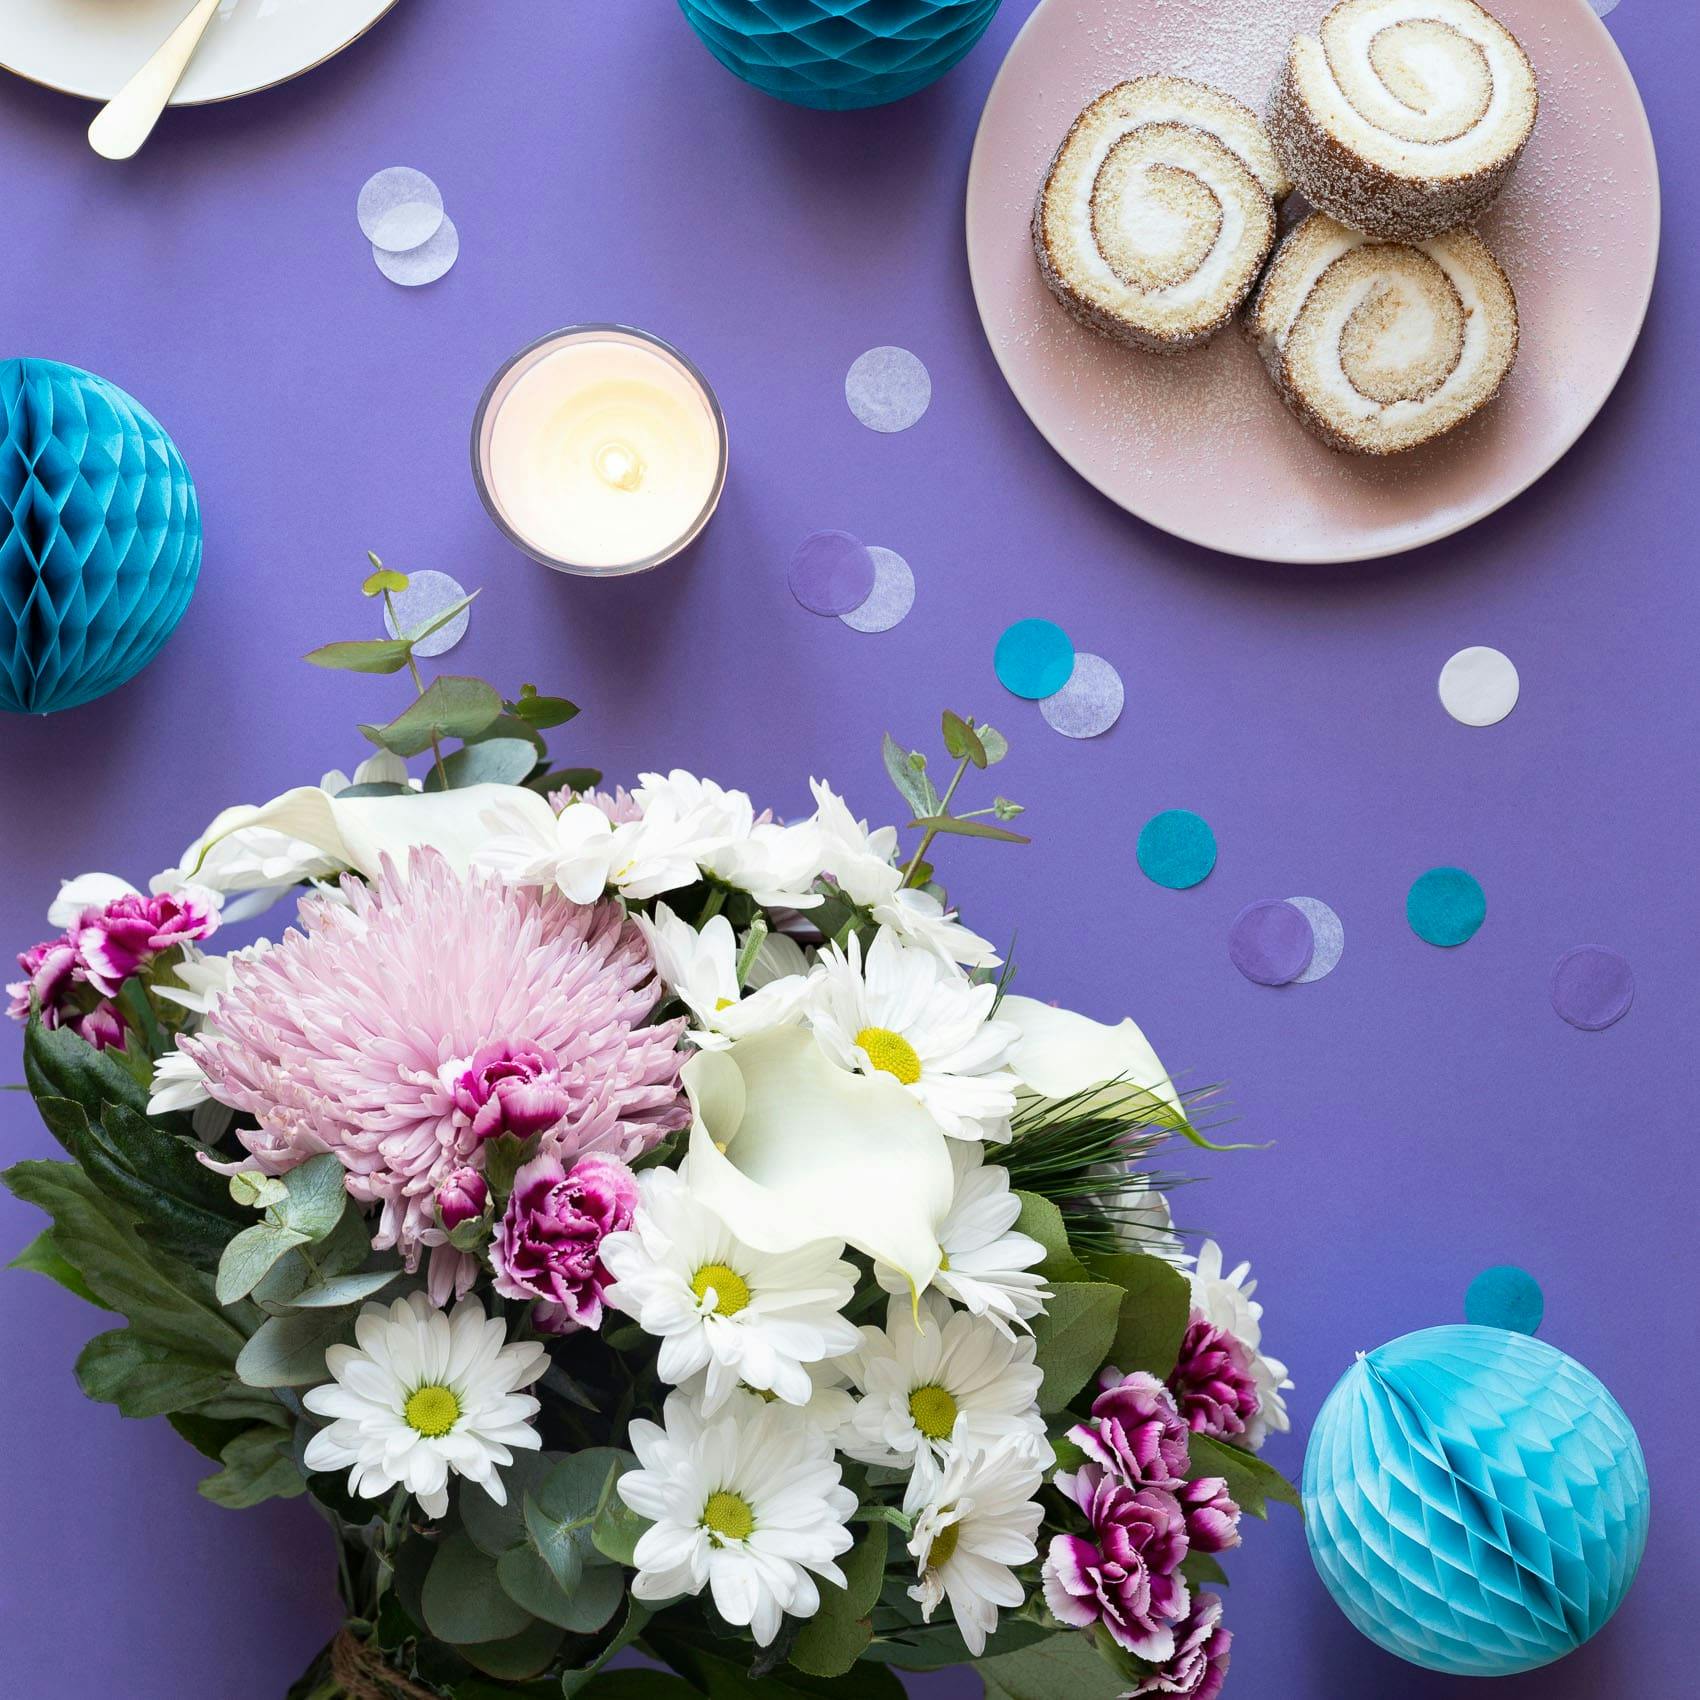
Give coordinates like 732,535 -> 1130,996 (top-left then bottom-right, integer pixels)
965,0 -> 1660,564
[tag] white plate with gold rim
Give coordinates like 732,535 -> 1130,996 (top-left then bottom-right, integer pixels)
0,0 -> 402,106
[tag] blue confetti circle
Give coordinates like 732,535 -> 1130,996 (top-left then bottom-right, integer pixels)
1137,810 -> 1217,890
994,618 -> 1075,699
1407,866 -> 1486,947
1466,1265 -> 1544,1335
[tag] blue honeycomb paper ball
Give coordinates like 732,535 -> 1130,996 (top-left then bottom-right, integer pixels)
1304,1325 -> 1649,1677
1,358 -> 200,715
677,0 -> 1003,110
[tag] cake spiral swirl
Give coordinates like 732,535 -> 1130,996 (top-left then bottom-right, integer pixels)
1269,0 -> 1537,241
1034,76 -> 1290,353
1246,212 -> 1518,455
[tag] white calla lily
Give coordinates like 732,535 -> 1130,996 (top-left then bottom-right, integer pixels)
682,1026 -> 952,1298
999,994 -> 1184,1124
173,783 -> 559,889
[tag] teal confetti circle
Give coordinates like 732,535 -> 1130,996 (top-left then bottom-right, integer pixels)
1407,867 -> 1485,947
1137,810 -> 1217,890
1466,1265 -> 1544,1335
994,619 -> 1074,699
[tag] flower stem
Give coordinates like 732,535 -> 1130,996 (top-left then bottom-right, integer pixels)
902,755 -> 971,888
384,588 -> 449,791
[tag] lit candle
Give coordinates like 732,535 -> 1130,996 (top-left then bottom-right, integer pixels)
472,326 -> 727,575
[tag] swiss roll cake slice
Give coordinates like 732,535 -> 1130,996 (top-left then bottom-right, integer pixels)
1034,76 -> 1289,353
1246,211 -> 1518,454
1269,0 -> 1538,241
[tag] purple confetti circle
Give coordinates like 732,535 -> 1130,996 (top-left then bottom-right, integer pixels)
789,530 -> 876,617
1550,946 -> 1634,1031
1228,900 -> 1315,987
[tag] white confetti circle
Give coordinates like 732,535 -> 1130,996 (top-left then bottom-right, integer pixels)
374,216 -> 460,287
1039,652 -> 1123,739
845,346 -> 931,433
1287,896 -> 1345,984
840,546 -> 916,634
357,167 -> 445,253
1438,646 -> 1520,727
383,570 -> 470,657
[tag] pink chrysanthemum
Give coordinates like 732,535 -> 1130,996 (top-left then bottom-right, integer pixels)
186,850 -> 687,1272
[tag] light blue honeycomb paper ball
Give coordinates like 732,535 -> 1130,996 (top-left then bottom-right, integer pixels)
677,0 -> 1003,110
1304,1325 -> 1649,1677
1,358 -> 200,715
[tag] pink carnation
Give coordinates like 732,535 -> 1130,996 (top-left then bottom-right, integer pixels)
1177,1477 -> 1241,1555
1043,1463 -> 1192,1664
76,890 -> 218,995
1132,1593 -> 1233,1699
492,1152 -> 638,1333
7,936 -> 80,1027
1167,1315 -> 1262,1444
1071,1369 -> 1191,1491
186,850 -> 686,1269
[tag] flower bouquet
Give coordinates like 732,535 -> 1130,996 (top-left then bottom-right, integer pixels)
6,567 -> 1297,1699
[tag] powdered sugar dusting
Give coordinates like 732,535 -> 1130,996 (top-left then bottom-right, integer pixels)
968,0 -> 1658,561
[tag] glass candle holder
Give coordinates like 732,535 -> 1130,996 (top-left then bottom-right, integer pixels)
471,326 -> 728,576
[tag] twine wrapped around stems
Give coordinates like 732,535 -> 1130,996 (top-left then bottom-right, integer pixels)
328,1628 -> 443,1700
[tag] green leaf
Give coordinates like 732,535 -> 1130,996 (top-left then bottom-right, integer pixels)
230,1171 -> 289,1210
422,1531 -> 537,1644
482,1132 -> 540,1206
7,1227 -> 110,1309
285,1268 -> 400,1308
497,1544 -> 621,1633
456,1616 -> 565,1683
866,1613 -> 1051,1669
941,710 -> 988,768
975,723 -> 1009,765
170,1409 -> 253,1462
734,916 -> 768,988
907,814 -> 1030,845
512,686 -> 580,729
1094,1251 -> 1192,1379
1181,1550 -> 1230,1588
275,1153 -> 350,1242
882,734 -> 941,819
572,1676 -> 699,1699
360,675 -> 504,757
1029,1281 -> 1125,1415
976,1629 -> 1128,1700
559,1599 -> 650,1697
217,1221 -> 310,1304
525,766 -> 602,797
198,1424 -> 304,1509
649,1629 -> 905,1700
1012,1191 -> 1089,1283
589,1477 -> 649,1568
790,1520 -> 887,1676
23,1009 -> 148,1117
1186,1432 -> 1302,1521
461,1454 -> 559,1558
75,1329 -> 231,1417
423,737 -> 538,791
235,1307 -> 356,1388
362,566 -> 410,596
303,637 -> 416,675
527,1448 -> 632,1577
2,1159 -> 246,1366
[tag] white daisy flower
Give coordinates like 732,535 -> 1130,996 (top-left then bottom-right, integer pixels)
618,1388 -> 857,1646
474,798 -> 615,903
870,886 -> 1001,972
907,1435 -> 1046,1656
635,905 -> 809,1049
841,1294 -> 1047,1511
700,818 -> 826,911
600,1167 -> 860,1414
807,929 -> 1017,1139
147,1047 -> 213,1115
676,1357 -> 857,1443
1190,1240 -> 1293,1449
877,1143 -> 1048,1334
301,1292 -> 546,1519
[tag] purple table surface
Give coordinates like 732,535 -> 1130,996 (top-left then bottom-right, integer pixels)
1,2 -> 1696,1696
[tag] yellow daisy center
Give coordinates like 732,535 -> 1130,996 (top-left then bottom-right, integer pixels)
909,1383 -> 958,1441
856,1025 -> 922,1086
927,1519 -> 962,1570
702,1489 -> 755,1543
403,1384 -> 461,1438
691,1262 -> 752,1316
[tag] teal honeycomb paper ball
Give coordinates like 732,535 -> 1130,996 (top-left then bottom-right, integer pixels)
677,0 -> 1002,110
1304,1325 -> 1649,1677
1,358 -> 200,715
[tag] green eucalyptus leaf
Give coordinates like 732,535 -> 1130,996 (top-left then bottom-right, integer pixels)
216,1220 -> 310,1304
405,589 -> 479,644
1029,1281 -> 1125,1414
882,733 -> 940,818
422,1531 -> 536,1645
360,675 -> 504,757
235,1307 -> 356,1388
461,1453 -> 560,1558
941,710 -> 988,768
362,566 -> 410,596
559,1598 -> 650,1697
975,723 -> 1010,765
197,1424 -> 304,1509
512,687 -> 580,729
230,1172 -> 289,1211
524,766 -> 602,797
7,1227 -> 110,1309
790,1520 -> 887,1677
422,737 -> 538,791
455,1615 -> 566,1682
303,637 -> 416,675
286,1268 -> 401,1309
908,814 -> 1030,845
275,1153 -> 350,1242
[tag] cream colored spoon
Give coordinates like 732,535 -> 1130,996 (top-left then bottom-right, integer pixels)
88,0 -> 222,160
